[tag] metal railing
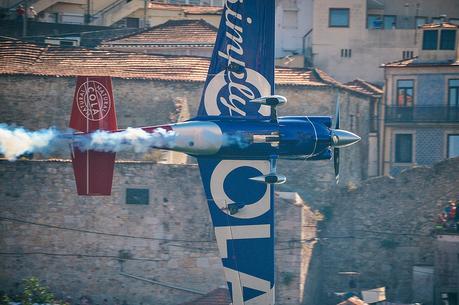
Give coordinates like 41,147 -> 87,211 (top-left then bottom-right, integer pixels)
385,106 -> 459,123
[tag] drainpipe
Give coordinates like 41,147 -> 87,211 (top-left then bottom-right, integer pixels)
85,0 -> 90,24
22,0 -> 28,37
380,67 -> 388,176
302,28 -> 313,68
143,0 -> 147,28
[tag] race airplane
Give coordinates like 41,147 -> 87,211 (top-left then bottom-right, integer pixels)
68,0 -> 360,304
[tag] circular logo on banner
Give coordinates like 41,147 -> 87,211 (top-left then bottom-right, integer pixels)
210,160 -> 271,219
204,68 -> 271,117
76,80 -> 111,121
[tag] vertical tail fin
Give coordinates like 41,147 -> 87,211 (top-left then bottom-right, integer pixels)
70,76 -> 117,133
70,76 -> 117,196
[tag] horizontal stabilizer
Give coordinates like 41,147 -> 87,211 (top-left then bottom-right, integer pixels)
71,148 -> 116,196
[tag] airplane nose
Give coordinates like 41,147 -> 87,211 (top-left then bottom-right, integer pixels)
331,129 -> 361,148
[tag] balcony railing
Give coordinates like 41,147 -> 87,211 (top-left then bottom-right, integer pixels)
385,106 -> 459,123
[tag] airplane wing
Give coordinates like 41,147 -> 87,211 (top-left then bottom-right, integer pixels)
197,158 -> 275,305
196,0 -> 275,119
196,1 -> 276,303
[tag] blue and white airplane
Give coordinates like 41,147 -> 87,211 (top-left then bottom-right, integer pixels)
69,0 -> 360,304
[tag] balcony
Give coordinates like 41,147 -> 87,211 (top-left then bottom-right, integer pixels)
385,106 -> 459,123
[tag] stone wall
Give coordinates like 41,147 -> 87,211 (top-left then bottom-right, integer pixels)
0,160 -> 318,305
435,234 -> 459,305
317,157 -> 459,305
0,74 -> 373,203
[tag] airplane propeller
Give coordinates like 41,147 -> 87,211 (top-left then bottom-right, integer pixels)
334,97 -> 340,184
331,96 -> 361,184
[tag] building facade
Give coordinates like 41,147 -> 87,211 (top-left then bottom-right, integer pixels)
310,0 -> 459,83
381,23 -> 459,176
0,0 -> 223,28
274,0 -> 313,68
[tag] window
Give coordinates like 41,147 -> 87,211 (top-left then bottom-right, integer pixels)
368,15 -> 383,29
440,30 -> 456,50
395,134 -> 413,163
397,80 -> 414,107
341,48 -> 352,57
448,135 -> 459,158
450,18 -> 459,25
402,50 -> 414,59
432,17 -> 442,24
367,15 -> 396,29
384,15 -> 396,29
449,79 -> 459,107
423,30 -> 438,50
415,17 -> 427,28
126,188 -> 149,205
329,8 -> 349,27
125,17 -> 139,28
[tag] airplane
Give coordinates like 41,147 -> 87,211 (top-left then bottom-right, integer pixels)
68,1 -> 360,304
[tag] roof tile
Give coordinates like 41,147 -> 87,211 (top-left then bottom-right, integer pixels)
344,79 -> 383,97
102,19 -> 217,46
149,1 -> 223,15
382,56 -> 459,68
0,37 -> 337,87
420,22 -> 459,29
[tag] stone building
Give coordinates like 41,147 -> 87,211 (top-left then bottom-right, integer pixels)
381,22 -> 459,176
309,0 -> 459,83
0,37 -> 380,200
317,157 -> 459,305
0,159 -> 318,305
99,19 -> 217,57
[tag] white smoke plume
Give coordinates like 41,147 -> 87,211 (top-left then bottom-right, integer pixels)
0,124 -> 176,161
74,127 -> 176,153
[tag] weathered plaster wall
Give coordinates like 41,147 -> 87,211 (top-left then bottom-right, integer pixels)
0,160 -> 317,305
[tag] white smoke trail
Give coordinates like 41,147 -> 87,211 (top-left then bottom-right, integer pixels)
74,127 -> 176,153
0,124 -> 176,161
0,124 -> 62,161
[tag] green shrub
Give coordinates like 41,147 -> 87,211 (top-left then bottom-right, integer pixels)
21,277 -> 55,305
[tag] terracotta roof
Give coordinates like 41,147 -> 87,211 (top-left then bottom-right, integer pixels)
313,68 -> 380,97
180,288 -> 230,305
382,56 -> 459,68
101,19 -> 217,46
149,1 -> 223,15
420,22 -> 459,29
338,296 -> 369,305
344,79 -> 383,98
0,37 -> 342,87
